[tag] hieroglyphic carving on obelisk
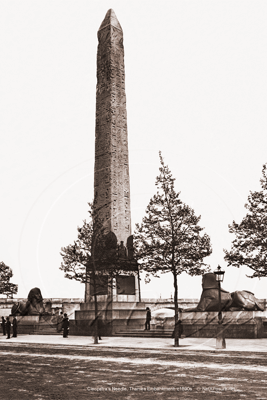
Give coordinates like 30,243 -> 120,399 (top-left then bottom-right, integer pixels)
94,9 -> 131,246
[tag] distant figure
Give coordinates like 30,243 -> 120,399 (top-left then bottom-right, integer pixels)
12,317 -> 17,337
145,307 -> 151,330
62,313 -> 69,338
6,317 -> 11,339
1,317 -> 6,335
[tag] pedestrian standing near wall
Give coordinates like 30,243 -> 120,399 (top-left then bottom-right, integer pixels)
1,317 -> 6,335
12,317 -> 17,337
62,313 -> 69,338
145,307 -> 151,330
6,317 -> 11,339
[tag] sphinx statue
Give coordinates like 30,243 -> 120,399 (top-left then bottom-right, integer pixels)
185,273 -> 264,312
11,287 -> 46,316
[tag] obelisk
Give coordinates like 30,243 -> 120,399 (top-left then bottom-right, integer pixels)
84,9 -> 139,302
94,9 -> 131,246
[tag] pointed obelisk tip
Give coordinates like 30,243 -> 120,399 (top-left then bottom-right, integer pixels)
98,9 -> 122,32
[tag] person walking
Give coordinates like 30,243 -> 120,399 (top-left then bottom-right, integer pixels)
6,317 -> 11,339
1,317 -> 6,336
145,307 -> 151,330
62,313 -> 69,338
12,317 -> 17,337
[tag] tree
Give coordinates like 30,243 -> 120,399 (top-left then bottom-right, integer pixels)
224,163 -> 267,278
60,203 -> 135,343
0,262 -> 18,298
60,217 -> 93,287
134,153 -> 212,347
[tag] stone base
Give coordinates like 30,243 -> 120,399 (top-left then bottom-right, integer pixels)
4,304 -> 266,339
74,301 -> 147,336
6,315 -> 61,335
152,311 -> 267,339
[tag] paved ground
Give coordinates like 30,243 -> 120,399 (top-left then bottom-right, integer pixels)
1,333 -> 267,352
0,335 -> 267,399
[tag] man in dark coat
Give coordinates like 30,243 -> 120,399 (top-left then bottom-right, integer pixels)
62,313 -> 69,338
145,307 -> 151,330
6,317 -> 11,339
1,317 -> 6,335
12,317 -> 17,337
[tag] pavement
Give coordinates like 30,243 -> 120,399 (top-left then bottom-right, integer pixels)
1,334 -> 267,352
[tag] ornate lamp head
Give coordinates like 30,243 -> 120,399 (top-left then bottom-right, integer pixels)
214,265 -> 225,282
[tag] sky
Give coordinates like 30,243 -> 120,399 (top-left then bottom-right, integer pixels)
0,1 -> 267,301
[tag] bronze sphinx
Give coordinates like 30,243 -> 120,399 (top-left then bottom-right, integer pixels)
185,273 -> 264,312
11,287 -> 46,316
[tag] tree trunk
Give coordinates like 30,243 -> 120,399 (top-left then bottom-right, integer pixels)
173,272 -> 179,347
84,263 -> 90,303
93,271 -> 98,344
137,266 -> 141,302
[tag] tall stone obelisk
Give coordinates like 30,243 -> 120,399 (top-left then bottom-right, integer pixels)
85,10 -> 139,302
94,9 -> 131,246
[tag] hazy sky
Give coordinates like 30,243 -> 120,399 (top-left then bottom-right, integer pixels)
1,1 -> 267,300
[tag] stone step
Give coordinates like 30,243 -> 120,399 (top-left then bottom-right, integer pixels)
113,329 -> 174,338
32,323 -> 60,335
76,310 -> 147,320
32,330 -> 61,335
80,301 -> 147,311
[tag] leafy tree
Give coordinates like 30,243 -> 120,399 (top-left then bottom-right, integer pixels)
135,153 -> 212,347
0,262 -> 18,298
60,217 -> 93,287
224,163 -> 267,278
60,203 -> 135,343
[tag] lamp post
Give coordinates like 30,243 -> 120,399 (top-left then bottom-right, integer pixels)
214,265 -> 226,349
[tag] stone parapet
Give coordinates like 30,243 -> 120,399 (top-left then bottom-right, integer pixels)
152,310 -> 267,339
